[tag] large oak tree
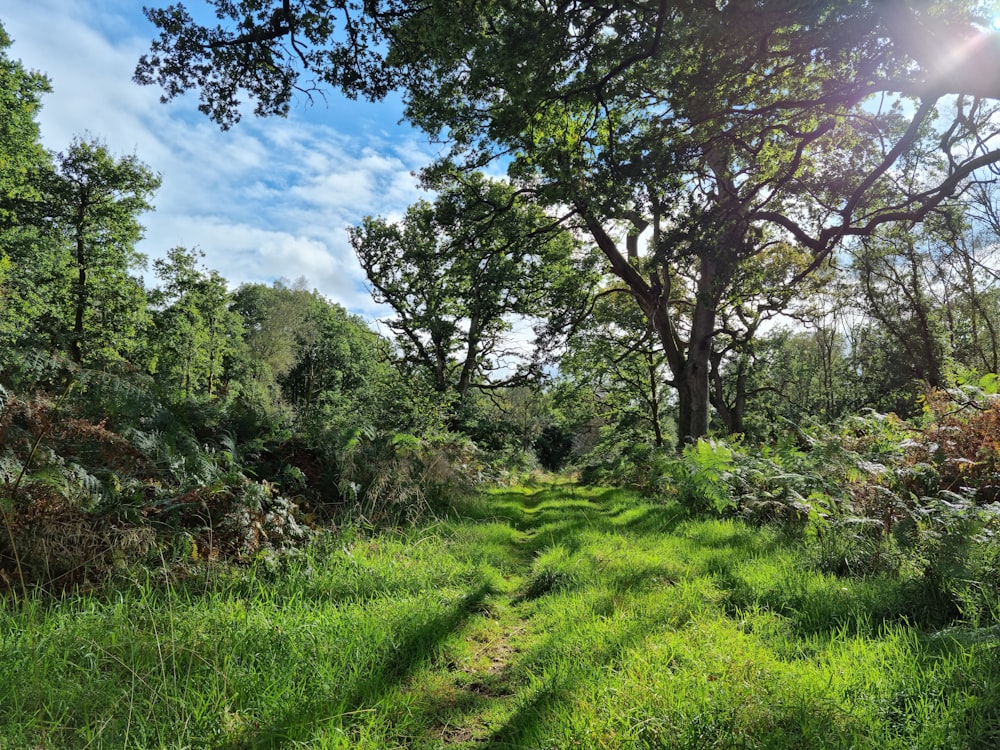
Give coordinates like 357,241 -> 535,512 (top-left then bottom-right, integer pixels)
136,0 -> 1000,443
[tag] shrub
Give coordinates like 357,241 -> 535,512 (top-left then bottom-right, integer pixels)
892,492 -> 1000,626
148,477 -> 307,561
334,428 -> 483,524
534,424 -> 574,471
907,386 -> 1000,504
667,439 -> 737,514
577,427 -> 665,491
0,367 -> 312,591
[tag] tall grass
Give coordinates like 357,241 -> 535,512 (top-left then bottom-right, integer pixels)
3,484 -> 999,748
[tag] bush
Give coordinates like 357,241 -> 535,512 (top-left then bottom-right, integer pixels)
892,493 -> 1000,626
667,439 -> 737,514
907,386 -> 1000,504
334,428 -> 483,524
577,427 -> 666,490
0,366 -> 312,592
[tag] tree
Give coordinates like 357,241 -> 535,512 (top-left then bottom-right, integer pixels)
853,221 -> 950,391
138,0 -> 1000,444
148,247 -> 241,399
349,170 -> 594,400
279,290 -> 392,423
848,183 -> 1000,405
936,183 -> 1000,375
741,326 -> 856,432
230,280 -> 314,386
397,0 -> 1000,445
135,2 -> 1000,124
50,138 -> 161,368
229,279 -> 393,428
0,22 -> 50,231
0,22 -> 55,359
561,285 -> 672,448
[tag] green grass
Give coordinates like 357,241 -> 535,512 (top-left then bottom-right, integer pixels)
2,483 -> 999,748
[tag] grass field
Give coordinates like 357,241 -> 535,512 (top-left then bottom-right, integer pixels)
2,482 -> 999,748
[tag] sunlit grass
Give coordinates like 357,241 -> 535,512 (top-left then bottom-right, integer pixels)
2,483 -> 999,748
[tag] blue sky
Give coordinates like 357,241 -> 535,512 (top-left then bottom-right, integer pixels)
2,0 -> 441,316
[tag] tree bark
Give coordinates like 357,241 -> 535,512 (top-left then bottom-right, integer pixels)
710,352 -> 747,436
457,311 -> 481,398
71,228 -> 86,365
678,248 -> 736,446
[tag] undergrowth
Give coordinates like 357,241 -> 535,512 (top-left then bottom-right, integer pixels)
580,387 -> 1000,631
0,357 -> 484,594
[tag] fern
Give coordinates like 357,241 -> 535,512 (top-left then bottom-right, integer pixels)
670,439 -> 736,514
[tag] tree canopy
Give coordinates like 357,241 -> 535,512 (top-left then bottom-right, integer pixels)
350,169 -> 595,399
0,23 -> 50,230
51,138 -> 161,367
136,1 -> 1000,443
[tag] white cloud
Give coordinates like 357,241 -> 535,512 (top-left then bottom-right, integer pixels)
2,0 -> 435,318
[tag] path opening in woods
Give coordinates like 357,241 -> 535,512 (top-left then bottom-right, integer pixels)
2,481 -> 999,748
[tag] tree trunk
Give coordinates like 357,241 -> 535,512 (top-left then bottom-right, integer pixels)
579,209 -> 733,450
676,250 -> 728,447
685,326 -> 713,442
457,311 -> 481,399
675,377 -> 693,449
710,353 -> 747,436
71,232 -> 86,365
645,350 -> 664,448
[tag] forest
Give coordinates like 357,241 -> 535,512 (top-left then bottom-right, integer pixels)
3,1 -> 1000,747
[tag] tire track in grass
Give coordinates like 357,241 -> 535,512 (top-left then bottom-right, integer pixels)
398,483 -> 684,748
416,574 -> 536,746
400,488 -> 569,747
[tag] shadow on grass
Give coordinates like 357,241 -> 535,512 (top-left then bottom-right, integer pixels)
480,590 -> 665,748
482,679 -> 565,749
481,484 -> 978,643
713,554 -> 976,640
452,486 -> 689,551
223,584 -> 492,750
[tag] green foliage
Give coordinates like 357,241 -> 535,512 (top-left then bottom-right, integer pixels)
0,352 -> 317,590
854,215 -> 951,389
228,280 -> 397,435
350,170 -> 595,398
743,326 -> 856,432
147,247 -> 241,400
334,427 -> 482,524
893,494 -> 1000,626
0,24 -> 58,361
50,137 -> 160,368
0,21 -> 50,230
391,0 -> 1000,443
135,0 -> 1000,447
668,439 -> 738,515
578,426 -> 665,490
5,484 -> 1000,748
561,284 -> 674,448
534,424 -> 573,471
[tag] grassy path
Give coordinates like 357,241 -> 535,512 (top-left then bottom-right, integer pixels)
2,483 -> 999,748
